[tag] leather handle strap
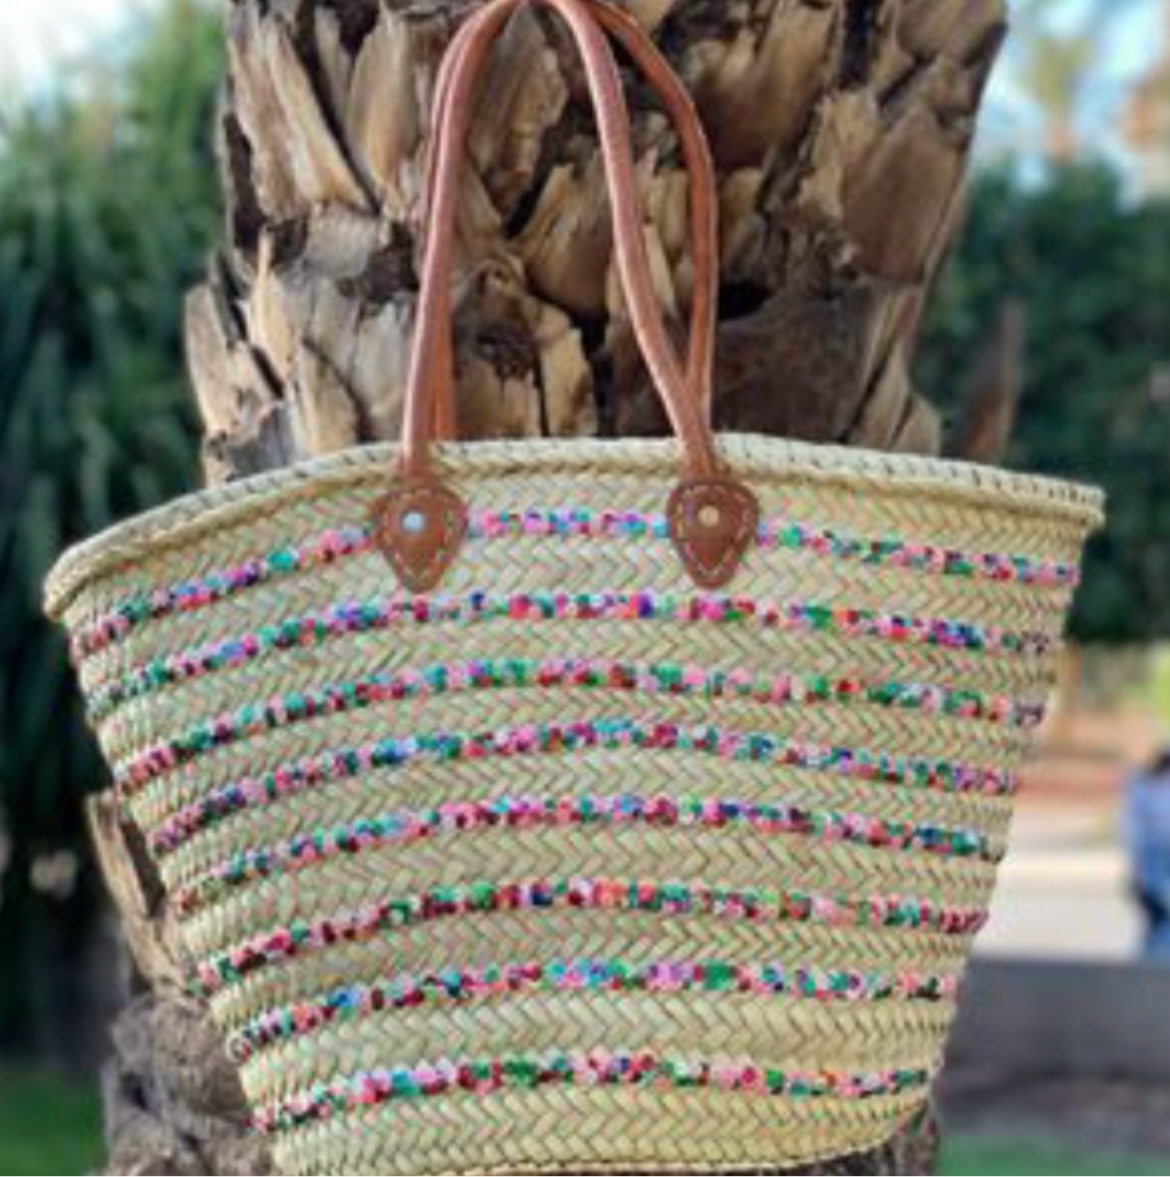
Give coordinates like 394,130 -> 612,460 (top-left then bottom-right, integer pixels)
403,0 -> 717,480
375,0 -> 759,592
423,0 -> 718,434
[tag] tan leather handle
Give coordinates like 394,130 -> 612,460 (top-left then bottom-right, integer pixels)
424,0 -> 718,433
403,0 -> 718,480
374,0 -> 760,592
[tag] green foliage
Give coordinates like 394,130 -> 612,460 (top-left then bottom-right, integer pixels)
918,164 -> 1170,643
0,0 -> 222,1049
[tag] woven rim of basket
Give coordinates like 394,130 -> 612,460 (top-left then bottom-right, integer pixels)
45,434 -> 1105,618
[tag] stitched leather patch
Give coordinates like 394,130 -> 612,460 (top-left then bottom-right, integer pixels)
371,481 -> 468,593
666,476 -> 760,589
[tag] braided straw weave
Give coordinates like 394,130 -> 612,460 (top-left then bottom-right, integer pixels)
46,1 -> 1102,1173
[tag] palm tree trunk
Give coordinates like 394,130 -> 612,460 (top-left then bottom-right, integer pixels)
92,0 -> 1010,1171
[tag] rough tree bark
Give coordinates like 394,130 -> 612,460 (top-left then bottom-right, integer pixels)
91,0 -> 1017,1171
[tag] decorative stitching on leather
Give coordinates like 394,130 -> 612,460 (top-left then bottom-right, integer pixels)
372,484 -> 466,590
669,479 -> 759,586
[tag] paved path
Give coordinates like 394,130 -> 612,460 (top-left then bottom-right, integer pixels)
977,806 -> 1142,960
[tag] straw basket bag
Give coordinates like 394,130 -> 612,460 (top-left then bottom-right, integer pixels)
47,0 -> 1103,1172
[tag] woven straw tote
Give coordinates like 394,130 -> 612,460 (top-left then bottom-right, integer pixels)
47,0 -> 1103,1172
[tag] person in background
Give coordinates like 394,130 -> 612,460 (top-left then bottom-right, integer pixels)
1124,745 -> 1170,961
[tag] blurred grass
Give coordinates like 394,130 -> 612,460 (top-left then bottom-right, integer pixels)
941,1134 -> 1170,1175
0,1072 -> 101,1175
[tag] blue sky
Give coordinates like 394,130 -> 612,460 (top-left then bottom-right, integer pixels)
0,0 -> 150,93
982,0 -> 1165,165
0,0 -> 1164,162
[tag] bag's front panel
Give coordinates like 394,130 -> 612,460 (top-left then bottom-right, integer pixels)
55,437 -> 1097,1175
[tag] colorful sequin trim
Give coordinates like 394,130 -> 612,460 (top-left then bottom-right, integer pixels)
73,525 -> 371,661
149,718 -> 1017,858
70,509 -> 1078,661
116,656 -> 1039,792
196,877 -> 988,996
252,1050 -> 933,1134
176,794 -> 998,917
89,592 -> 1053,722
229,958 -> 959,1062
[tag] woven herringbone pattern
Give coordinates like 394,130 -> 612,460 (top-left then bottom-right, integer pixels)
48,435 -> 1101,1175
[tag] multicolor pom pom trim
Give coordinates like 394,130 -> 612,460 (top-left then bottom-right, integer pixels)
251,1050 -> 933,1135
116,656 -> 1039,792
148,718 -> 1018,857
90,592 -> 1053,722
70,508 -> 1079,661
229,958 -> 959,1062
175,793 -> 998,917
196,877 -> 988,996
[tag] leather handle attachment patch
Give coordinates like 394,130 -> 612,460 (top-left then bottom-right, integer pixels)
375,475 -> 757,592
666,476 -> 760,590
371,481 -> 468,593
